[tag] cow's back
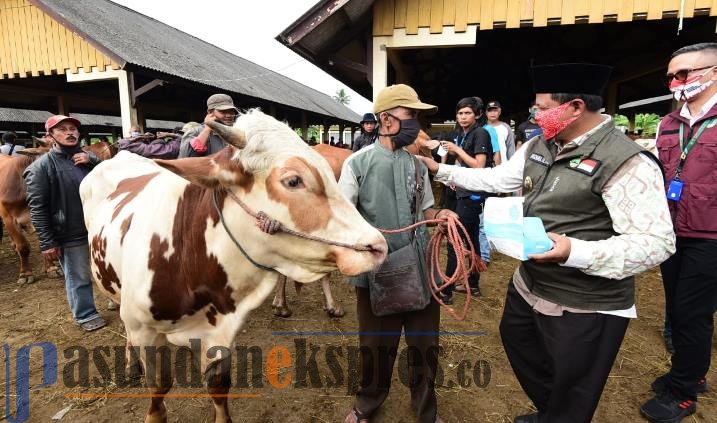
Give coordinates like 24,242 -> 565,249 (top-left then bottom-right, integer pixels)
80,151 -> 189,307
311,144 -> 351,181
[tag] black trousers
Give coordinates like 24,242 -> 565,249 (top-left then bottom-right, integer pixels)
354,287 -> 440,423
444,196 -> 482,295
661,237 -> 717,399
499,282 -> 629,423
442,186 -> 457,211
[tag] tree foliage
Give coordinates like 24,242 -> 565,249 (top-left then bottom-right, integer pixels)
612,113 -> 661,137
333,88 -> 351,105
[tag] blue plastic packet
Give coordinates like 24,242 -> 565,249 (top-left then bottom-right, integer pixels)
522,217 -> 553,259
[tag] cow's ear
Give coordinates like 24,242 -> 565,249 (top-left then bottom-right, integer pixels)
32,136 -> 52,147
155,149 -> 249,188
155,156 -> 221,188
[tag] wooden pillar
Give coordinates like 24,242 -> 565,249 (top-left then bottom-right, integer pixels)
372,43 -> 388,101
627,110 -> 636,132
56,96 -> 67,115
118,70 -> 139,137
30,124 -> 38,145
322,121 -> 329,143
136,103 -> 146,132
605,82 -> 619,115
301,111 -> 308,141
338,123 -> 346,146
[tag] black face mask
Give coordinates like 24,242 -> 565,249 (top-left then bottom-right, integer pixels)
379,113 -> 421,149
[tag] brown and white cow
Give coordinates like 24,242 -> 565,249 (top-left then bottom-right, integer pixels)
0,138 -> 62,284
271,135 -> 438,318
80,110 -> 387,423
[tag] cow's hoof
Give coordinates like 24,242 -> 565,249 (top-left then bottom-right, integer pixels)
17,275 -> 35,285
272,306 -> 292,318
107,300 -> 119,311
324,305 -> 345,318
144,408 -> 167,423
47,267 -> 63,278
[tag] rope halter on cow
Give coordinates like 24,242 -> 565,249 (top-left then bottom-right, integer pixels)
213,188 -> 485,321
205,119 -> 485,321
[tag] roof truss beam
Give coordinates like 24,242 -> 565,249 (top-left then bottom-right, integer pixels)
132,79 -> 167,106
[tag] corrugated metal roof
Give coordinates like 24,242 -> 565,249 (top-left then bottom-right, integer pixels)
32,0 -> 361,124
0,107 -> 53,123
69,113 -> 183,129
0,108 -> 182,129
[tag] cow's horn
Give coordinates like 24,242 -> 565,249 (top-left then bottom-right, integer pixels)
205,121 -> 247,149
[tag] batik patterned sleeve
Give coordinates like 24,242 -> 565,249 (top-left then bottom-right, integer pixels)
562,154 -> 676,278
434,139 -> 530,192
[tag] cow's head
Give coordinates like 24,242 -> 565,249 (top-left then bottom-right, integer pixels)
157,110 -> 386,282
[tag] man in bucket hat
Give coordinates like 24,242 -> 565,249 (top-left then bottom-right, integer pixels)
352,112 -> 378,152
340,84 -> 456,423
24,115 -> 107,331
179,93 -> 239,157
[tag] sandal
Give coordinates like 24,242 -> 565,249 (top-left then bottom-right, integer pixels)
344,407 -> 370,423
79,316 -> 107,331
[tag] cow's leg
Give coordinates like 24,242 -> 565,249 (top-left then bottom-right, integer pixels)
202,345 -> 233,423
271,274 -> 292,317
130,328 -> 173,423
125,338 -> 143,377
1,213 -> 34,284
321,275 -> 345,317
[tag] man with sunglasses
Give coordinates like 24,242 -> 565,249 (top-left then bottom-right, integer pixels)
418,63 -> 675,423
640,42 -> 717,423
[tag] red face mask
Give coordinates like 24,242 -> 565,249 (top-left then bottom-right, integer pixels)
534,101 -> 578,140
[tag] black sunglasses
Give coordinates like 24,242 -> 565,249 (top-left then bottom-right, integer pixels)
664,65 -> 717,86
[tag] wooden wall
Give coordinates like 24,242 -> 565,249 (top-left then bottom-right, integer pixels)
0,0 -> 120,79
374,0 -> 717,35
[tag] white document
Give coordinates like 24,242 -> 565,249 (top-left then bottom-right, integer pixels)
483,197 -> 552,261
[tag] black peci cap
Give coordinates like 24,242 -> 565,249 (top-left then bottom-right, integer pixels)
532,63 -> 613,96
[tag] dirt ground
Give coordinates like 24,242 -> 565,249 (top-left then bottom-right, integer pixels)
1,226 -> 715,423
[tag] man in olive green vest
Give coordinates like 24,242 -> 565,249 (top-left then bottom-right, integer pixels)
418,64 -> 675,423
339,84 -> 456,423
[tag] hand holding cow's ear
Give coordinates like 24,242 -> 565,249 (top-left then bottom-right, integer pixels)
204,113 -> 217,125
205,121 -> 247,149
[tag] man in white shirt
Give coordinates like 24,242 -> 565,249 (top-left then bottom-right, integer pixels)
0,132 -> 25,156
418,63 -> 675,423
485,100 -> 516,161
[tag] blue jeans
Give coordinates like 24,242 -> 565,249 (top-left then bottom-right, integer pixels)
478,211 -> 491,263
59,243 -> 100,324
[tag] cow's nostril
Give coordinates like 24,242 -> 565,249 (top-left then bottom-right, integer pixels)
367,243 -> 387,258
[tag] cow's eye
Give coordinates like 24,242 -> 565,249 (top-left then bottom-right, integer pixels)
282,175 -> 304,189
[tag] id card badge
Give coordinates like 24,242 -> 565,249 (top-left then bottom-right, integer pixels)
667,179 -> 684,202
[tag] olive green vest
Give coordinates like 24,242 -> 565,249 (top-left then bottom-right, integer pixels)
519,121 -> 645,310
346,143 -> 431,288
